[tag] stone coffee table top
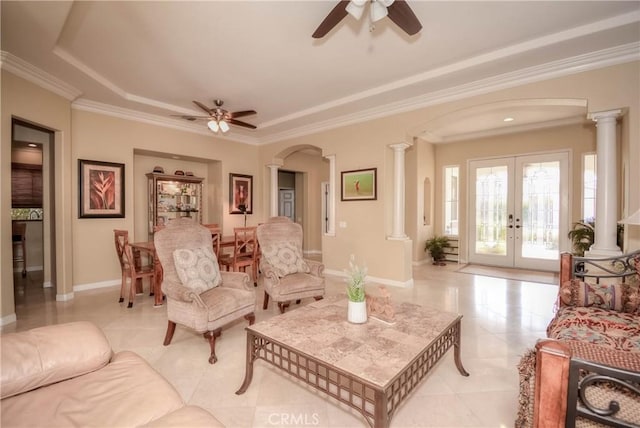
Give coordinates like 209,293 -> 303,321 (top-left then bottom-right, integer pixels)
248,296 -> 462,387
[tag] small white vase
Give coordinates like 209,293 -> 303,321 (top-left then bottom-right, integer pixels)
347,300 -> 367,324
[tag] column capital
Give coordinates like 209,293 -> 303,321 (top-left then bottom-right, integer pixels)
266,163 -> 281,170
389,142 -> 412,151
588,109 -> 623,122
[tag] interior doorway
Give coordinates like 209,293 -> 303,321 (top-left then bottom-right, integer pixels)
11,119 -> 56,307
468,152 -> 569,271
278,170 -> 297,222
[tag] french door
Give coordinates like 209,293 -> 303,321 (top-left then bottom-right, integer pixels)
468,152 -> 568,271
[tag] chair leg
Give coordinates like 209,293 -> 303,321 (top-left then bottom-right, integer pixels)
277,301 -> 290,314
204,329 -> 222,364
127,278 -> 135,308
245,313 -> 255,326
119,272 -> 126,303
296,299 -> 301,304
262,291 -> 270,310
163,321 -> 177,346
314,296 -> 323,301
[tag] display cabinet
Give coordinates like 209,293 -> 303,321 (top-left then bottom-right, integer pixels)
146,173 -> 203,237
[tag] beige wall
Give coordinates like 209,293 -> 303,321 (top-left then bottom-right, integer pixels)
71,109 -> 262,287
2,60 -> 639,324
406,139 -> 436,263
2,70 -> 73,321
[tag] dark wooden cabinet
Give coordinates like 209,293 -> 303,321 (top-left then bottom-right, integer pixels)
12,163 -> 43,208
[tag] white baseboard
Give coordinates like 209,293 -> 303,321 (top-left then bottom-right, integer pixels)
74,279 -> 120,292
43,281 -> 53,288
0,313 -> 17,327
324,269 -> 414,288
56,292 -> 74,302
304,250 -> 322,256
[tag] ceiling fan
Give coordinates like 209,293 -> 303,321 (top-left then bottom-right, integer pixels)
173,100 -> 257,133
312,0 -> 422,39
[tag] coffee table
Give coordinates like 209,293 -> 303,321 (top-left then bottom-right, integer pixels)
236,297 -> 469,427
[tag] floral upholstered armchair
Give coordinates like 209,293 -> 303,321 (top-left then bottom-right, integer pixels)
154,218 -> 256,364
256,217 -> 325,313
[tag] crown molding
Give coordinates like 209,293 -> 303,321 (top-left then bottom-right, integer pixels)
72,99 -> 260,146
260,42 -> 640,144
53,46 -> 200,116
0,51 -> 82,101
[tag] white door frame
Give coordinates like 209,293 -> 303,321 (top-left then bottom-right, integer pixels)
468,151 -> 569,271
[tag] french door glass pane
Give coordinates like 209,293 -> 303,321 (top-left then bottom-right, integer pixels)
475,166 -> 508,255
521,161 -> 560,260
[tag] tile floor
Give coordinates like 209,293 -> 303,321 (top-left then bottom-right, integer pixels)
4,263 -> 559,427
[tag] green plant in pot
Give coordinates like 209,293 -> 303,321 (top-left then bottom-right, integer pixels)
345,255 -> 367,323
424,235 -> 451,266
568,219 -> 625,256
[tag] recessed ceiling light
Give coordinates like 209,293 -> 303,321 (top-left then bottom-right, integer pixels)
503,117 -> 514,122
172,156 -> 180,160
28,143 -> 37,147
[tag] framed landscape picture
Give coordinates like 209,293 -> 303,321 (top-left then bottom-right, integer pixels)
341,168 -> 377,201
229,173 -> 253,214
78,159 -> 125,218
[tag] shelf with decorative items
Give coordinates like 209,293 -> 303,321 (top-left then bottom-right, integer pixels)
146,172 -> 204,237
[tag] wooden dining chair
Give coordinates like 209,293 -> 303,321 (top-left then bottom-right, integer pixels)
12,222 -> 27,277
202,224 -> 221,259
218,227 -> 258,285
113,230 -> 155,308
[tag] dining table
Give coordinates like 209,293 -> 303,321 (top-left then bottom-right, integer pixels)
129,234 -> 237,307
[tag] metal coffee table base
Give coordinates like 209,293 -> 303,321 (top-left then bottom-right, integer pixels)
236,318 -> 469,428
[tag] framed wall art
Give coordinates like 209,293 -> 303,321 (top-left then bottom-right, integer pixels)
341,168 -> 377,201
78,159 -> 125,218
229,173 -> 253,214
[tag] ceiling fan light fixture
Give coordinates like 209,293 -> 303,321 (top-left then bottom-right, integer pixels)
207,120 -> 219,133
218,120 -> 230,133
346,0 -> 366,20
370,1 -> 389,22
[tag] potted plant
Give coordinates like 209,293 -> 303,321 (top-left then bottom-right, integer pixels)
345,255 -> 367,324
424,235 -> 451,265
568,220 -> 594,256
568,219 -> 625,256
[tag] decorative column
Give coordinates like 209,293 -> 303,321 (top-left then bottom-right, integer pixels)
267,164 -> 280,218
388,142 -> 411,240
324,154 -> 336,236
587,109 -> 622,256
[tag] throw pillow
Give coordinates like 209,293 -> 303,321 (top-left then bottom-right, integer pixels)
173,246 -> 221,293
559,279 -> 627,312
260,241 -> 310,278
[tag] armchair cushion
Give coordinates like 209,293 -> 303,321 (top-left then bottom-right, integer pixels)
559,279 -> 639,313
260,240 -> 310,278
173,246 -> 221,293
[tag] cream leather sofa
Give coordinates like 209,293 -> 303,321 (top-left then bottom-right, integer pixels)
1,321 -> 224,427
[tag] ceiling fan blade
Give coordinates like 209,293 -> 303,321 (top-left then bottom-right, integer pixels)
386,0 -> 422,36
228,118 -> 257,130
193,100 -> 213,114
170,114 -> 210,121
312,0 -> 350,39
230,110 -> 257,119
